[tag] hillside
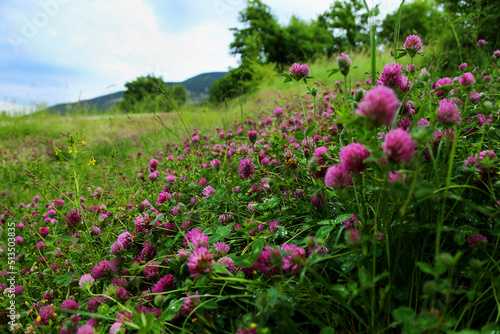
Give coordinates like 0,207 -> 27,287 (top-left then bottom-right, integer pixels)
47,71 -> 227,114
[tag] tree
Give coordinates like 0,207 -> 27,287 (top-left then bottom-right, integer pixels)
318,0 -> 376,53
229,0 -> 282,65
427,0 -> 500,73
379,0 -> 441,44
119,75 -> 188,113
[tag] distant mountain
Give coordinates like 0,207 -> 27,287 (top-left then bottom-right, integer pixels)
47,71 -> 227,115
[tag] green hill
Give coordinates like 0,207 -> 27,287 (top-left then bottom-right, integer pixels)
47,71 -> 227,115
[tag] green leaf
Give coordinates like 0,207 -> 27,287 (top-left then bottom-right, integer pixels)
279,73 -> 290,77
294,131 -> 306,142
396,51 -> 407,59
416,262 -> 435,275
359,266 -> 373,289
392,306 -> 415,324
212,263 -> 234,276
316,226 -> 334,240
233,254 -> 254,268
327,68 -> 340,77
251,238 -> 264,259
202,299 -> 218,310
320,327 -> 335,334
254,202 -> 269,210
305,125 -> 316,137
216,225 -> 232,238
164,299 -> 184,321
266,196 -> 279,209
283,77 -> 292,83
53,271 -> 74,287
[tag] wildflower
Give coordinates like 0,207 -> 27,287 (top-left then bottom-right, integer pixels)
88,156 -> 96,166
281,244 -> 306,274
88,296 -> 104,313
218,257 -> 236,274
459,63 -> 468,71
467,233 -> 488,248
417,118 -> 430,127
377,62 -> 403,88
210,158 -> 221,169
143,261 -> 159,281
202,185 -> 216,199
218,214 -> 234,225
336,53 -> 351,76
389,171 -> 406,182
65,208 -> 82,229
199,178 -> 207,186
467,114 -> 486,131
403,35 -> 423,57
61,299 -> 79,314
355,86 -> 399,127
382,128 -> 416,163
157,191 -> 171,205
76,325 -> 95,334
109,322 -> 124,334
406,63 -> 417,73
324,164 -> 352,188
187,248 -> 214,279
346,229 -> 361,245
269,220 -> 281,232
148,170 -> 160,181
273,107 -> 283,117
494,50 -> 500,58
118,231 -> 133,248
34,305 -> 56,328
399,76 -> 413,92
419,68 -> 431,81
79,274 -> 95,289
290,63 -> 309,80
437,98 -> 461,126
236,329 -> 257,334
254,246 -> 282,276
149,158 -> 159,172
184,228 -> 209,249
247,202 -> 257,213
468,93 -> 481,105
435,77 -> 454,97
313,146 -> 329,164
110,241 -> 124,255
181,292 -> 201,317
238,157 -> 255,179
247,130 -> 258,144
459,72 -> 475,86
151,274 -> 174,293
477,39 -> 486,46
340,143 -> 372,173
213,242 -> 230,256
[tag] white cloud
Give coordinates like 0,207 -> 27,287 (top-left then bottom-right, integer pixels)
1,0 -> 402,106
6,0 -> 239,103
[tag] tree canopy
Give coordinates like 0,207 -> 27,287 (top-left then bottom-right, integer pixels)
119,75 -> 188,113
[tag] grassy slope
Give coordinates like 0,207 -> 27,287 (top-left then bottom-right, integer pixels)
0,52 -> 422,203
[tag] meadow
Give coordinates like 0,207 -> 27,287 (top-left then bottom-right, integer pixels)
1,38 -> 500,334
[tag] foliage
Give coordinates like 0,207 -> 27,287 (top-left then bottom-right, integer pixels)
2,6 -> 500,332
379,0 -> 441,44
119,75 -> 188,113
428,0 -> 500,73
318,0 -> 377,53
209,61 -> 273,104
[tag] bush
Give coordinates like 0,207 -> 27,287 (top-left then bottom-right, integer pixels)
119,75 -> 188,113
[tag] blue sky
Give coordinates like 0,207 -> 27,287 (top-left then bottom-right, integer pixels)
0,0 -> 400,113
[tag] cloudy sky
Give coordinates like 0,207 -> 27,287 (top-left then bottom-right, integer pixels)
0,0 -> 401,112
